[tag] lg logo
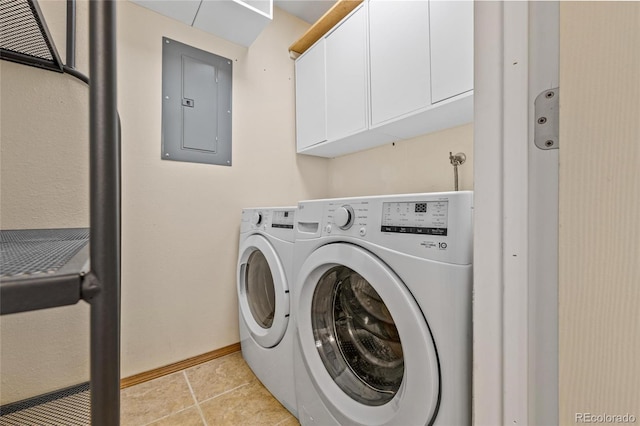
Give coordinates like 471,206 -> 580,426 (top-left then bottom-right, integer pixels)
420,241 -> 449,250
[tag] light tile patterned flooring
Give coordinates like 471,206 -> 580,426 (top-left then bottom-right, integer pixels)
121,352 -> 300,426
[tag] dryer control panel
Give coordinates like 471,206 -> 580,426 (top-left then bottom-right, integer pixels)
272,210 -> 295,229
240,207 -> 296,242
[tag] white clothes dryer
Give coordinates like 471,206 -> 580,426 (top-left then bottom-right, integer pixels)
292,192 -> 473,426
237,207 -> 297,416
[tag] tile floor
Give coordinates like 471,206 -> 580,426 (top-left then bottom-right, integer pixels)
120,352 -> 300,426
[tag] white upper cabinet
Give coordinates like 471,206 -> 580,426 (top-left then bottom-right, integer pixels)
295,39 -> 327,151
369,0 -> 431,126
325,4 -> 368,141
131,0 -> 272,47
294,0 -> 474,158
430,0 -> 474,103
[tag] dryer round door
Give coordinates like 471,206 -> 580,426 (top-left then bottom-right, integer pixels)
297,243 -> 440,426
237,235 -> 290,348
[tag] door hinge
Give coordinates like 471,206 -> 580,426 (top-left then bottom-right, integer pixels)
534,88 -> 559,150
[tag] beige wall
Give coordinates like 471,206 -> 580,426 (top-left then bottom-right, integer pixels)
0,0 -> 474,405
116,2 -> 328,377
559,2 -> 640,423
0,65 -> 89,228
328,123 -> 472,197
0,1 -> 329,404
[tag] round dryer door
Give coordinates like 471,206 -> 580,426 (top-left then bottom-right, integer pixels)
297,244 -> 440,426
237,235 -> 290,348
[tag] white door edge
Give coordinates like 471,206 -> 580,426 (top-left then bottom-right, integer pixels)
473,2 -> 506,424
527,2 -> 559,425
474,1 -> 559,425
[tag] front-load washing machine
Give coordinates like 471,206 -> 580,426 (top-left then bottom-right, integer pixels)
237,207 -> 297,416
292,192 -> 473,425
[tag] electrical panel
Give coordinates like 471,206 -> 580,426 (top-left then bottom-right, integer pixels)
161,37 -> 232,166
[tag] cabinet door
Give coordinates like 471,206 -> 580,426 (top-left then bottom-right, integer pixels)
295,39 -> 327,151
325,4 -> 368,141
369,0 -> 431,127
430,0 -> 474,103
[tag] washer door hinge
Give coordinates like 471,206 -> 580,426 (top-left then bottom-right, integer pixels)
534,87 -> 559,150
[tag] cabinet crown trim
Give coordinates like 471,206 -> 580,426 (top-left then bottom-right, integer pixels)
288,0 -> 363,57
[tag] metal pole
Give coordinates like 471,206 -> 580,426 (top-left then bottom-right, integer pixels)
89,0 -> 120,424
66,0 -> 76,68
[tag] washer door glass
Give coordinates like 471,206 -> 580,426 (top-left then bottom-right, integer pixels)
237,234 -> 290,349
245,250 -> 275,328
312,265 -> 403,406
297,244 -> 440,425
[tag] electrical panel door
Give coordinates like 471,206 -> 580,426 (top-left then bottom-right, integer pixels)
162,37 -> 232,166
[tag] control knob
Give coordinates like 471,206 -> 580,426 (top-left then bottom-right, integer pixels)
251,212 -> 262,226
334,205 -> 355,230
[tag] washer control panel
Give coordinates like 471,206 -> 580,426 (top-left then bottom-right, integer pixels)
334,205 -> 355,229
324,201 -> 370,237
304,192 -> 472,265
381,201 -> 448,235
